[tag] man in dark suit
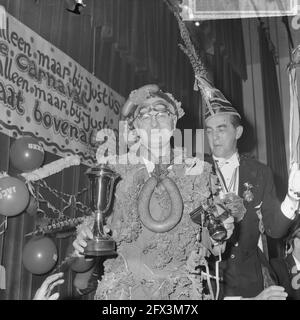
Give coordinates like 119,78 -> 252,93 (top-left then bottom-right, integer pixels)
204,100 -> 300,300
270,218 -> 300,300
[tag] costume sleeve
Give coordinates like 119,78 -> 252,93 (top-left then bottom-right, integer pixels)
262,166 -> 294,238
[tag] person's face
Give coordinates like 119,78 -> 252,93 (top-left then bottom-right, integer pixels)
133,97 -> 177,150
205,114 -> 243,158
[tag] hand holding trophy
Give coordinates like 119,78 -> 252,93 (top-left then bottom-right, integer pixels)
83,164 -> 120,257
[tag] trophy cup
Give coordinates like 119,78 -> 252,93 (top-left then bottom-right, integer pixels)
84,164 -> 120,257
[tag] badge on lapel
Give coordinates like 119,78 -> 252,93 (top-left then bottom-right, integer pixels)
243,182 -> 254,203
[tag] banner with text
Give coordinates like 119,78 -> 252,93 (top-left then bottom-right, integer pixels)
0,11 -> 124,167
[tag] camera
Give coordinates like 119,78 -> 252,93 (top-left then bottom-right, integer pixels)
189,202 -> 229,242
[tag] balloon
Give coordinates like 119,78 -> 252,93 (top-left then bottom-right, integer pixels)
0,176 -> 29,217
71,256 -> 95,273
66,243 -> 95,273
10,137 -> 44,172
25,196 -> 38,216
22,236 -> 58,274
73,267 -> 95,291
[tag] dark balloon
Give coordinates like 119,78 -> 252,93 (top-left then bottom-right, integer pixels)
70,256 -> 95,273
67,243 -> 95,273
0,176 -> 29,217
10,137 -> 44,172
22,237 -> 58,275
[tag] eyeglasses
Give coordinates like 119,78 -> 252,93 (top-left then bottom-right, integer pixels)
134,111 -> 175,123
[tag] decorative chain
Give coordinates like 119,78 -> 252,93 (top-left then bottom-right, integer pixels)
37,179 -> 88,206
0,217 -> 7,237
25,216 -> 85,237
30,179 -> 90,216
26,180 -> 91,237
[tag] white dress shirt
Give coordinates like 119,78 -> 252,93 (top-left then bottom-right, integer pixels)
213,152 -> 297,219
213,152 -> 240,195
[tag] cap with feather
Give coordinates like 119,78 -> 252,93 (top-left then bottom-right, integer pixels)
166,2 -> 241,122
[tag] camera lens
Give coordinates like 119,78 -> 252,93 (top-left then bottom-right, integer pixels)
210,227 -> 227,242
206,215 -> 227,242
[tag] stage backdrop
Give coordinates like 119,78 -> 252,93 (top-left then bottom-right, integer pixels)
0,11 -> 123,167
0,0 -> 247,300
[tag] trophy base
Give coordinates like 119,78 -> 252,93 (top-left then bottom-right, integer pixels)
84,238 -> 117,257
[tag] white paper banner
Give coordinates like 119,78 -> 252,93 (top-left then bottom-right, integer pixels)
0,10 -> 124,167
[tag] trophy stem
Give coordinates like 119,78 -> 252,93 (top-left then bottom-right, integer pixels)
84,210 -> 116,257
93,210 -> 105,239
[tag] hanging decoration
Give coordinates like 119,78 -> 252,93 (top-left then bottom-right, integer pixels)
22,236 -> 58,275
66,0 -> 86,15
21,155 -> 81,182
23,179 -> 89,237
48,245 -> 95,277
70,256 -> 95,273
20,154 -> 88,236
0,11 -> 123,167
9,137 -> 45,172
15,154 -> 85,236
17,154 -> 89,276
0,218 -> 7,237
25,216 -> 86,238
0,173 -> 29,217
0,147 -> 90,284
66,243 -> 95,273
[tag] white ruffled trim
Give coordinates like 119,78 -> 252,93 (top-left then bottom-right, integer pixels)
21,155 -> 81,182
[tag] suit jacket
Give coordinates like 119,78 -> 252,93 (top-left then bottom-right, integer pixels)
205,154 -> 293,298
270,254 -> 300,300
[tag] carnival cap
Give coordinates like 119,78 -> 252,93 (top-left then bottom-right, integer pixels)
121,84 -> 184,121
167,5 -> 241,125
204,94 -> 241,122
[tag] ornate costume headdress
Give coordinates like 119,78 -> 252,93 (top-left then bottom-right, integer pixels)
204,96 -> 241,122
121,84 -> 184,122
165,1 -> 241,122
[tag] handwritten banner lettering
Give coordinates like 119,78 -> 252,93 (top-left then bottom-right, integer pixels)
0,12 -> 124,167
